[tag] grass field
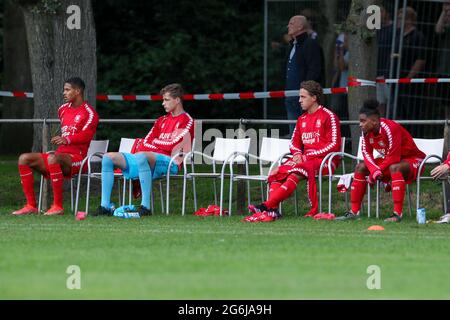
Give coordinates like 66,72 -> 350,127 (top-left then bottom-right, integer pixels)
1,158 -> 450,299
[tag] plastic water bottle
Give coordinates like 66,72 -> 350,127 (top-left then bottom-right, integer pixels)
123,211 -> 140,219
416,207 -> 426,224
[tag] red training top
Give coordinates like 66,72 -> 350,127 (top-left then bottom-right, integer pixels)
133,112 -> 194,163
361,118 -> 425,176
289,105 -> 342,161
57,101 -> 99,157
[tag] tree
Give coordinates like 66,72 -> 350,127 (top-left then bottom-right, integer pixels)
0,0 -> 33,154
345,0 -> 377,154
17,0 -> 96,208
18,0 -> 96,152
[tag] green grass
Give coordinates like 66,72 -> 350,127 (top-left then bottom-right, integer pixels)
1,158 -> 450,299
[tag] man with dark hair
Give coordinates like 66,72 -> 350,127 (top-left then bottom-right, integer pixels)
245,80 -> 341,222
97,83 -> 194,216
12,77 -> 99,216
336,99 -> 425,222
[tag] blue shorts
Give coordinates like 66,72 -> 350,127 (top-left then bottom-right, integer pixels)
121,152 -> 178,180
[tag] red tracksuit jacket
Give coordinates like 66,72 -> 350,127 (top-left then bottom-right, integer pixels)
134,112 -> 194,159
56,101 -> 99,157
361,118 -> 425,176
289,106 -> 342,161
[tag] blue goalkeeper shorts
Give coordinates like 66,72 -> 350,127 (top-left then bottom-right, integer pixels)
152,153 -> 179,179
122,152 -> 178,180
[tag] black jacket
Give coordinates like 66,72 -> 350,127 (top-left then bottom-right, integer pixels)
287,32 -> 325,87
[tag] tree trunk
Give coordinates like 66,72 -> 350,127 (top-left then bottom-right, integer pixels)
20,0 -> 97,152
19,0 -> 97,209
320,0 -> 338,87
0,1 -> 33,154
345,0 -> 377,155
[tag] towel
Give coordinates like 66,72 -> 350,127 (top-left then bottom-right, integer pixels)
337,173 -> 353,193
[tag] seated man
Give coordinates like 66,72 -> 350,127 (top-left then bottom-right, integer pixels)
336,99 -> 425,222
97,83 -> 194,216
245,80 -> 342,222
430,153 -> 450,224
12,77 -> 99,215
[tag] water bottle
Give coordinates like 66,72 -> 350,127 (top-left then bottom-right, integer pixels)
123,211 -> 140,219
416,207 -> 426,224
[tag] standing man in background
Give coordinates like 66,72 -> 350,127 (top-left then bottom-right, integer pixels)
284,15 -> 324,135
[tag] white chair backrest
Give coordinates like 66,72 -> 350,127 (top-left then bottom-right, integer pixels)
212,137 -> 251,163
356,136 -> 382,160
413,138 -> 444,164
87,140 -> 109,162
118,138 -> 136,153
259,137 -> 291,163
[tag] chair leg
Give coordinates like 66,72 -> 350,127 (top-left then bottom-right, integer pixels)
192,177 -> 198,211
38,175 -> 44,213
443,180 -> 447,213
219,175 -> 226,217
128,180 -> 132,206
182,175 -> 187,216
159,180 -> 164,214
328,174 -> 333,214
246,162 -> 251,207
213,179 -> 218,205
122,178 -> 126,206
85,176 -> 91,215
70,178 -> 74,212
74,172 -> 82,215
228,178 -> 233,216
247,180 -> 251,208
151,188 -> 155,213
117,178 -> 122,207
166,175 -> 170,215
376,181 -> 379,219
407,184 -> 412,217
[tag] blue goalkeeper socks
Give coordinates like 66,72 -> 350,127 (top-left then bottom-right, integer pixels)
135,153 -> 152,210
101,155 -> 115,208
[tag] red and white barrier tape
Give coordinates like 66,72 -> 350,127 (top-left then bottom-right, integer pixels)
0,91 -> 34,98
0,88 -> 349,101
1,77 -> 448,101
375,77 -> 450,84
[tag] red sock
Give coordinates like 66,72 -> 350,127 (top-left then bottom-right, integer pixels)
391,172 -> 405,216
351,172 -> 367,214
268,181 -> 282,194
48,163 -> 64,207
19,165 -> 36,207
306,172 -> 318,215
264,174 -> 300,208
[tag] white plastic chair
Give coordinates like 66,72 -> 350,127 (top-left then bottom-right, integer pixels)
72,140 -> 109,215
38,140 -> 109,214
231,137 -> 291,207
181,137 -> 251,216
116,138 -> 135,207
36,140 -> 109,216
165,138 -> 196,215
415,138 -> 446,213
319,137 -> 377,215
117,137 -> 174,214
